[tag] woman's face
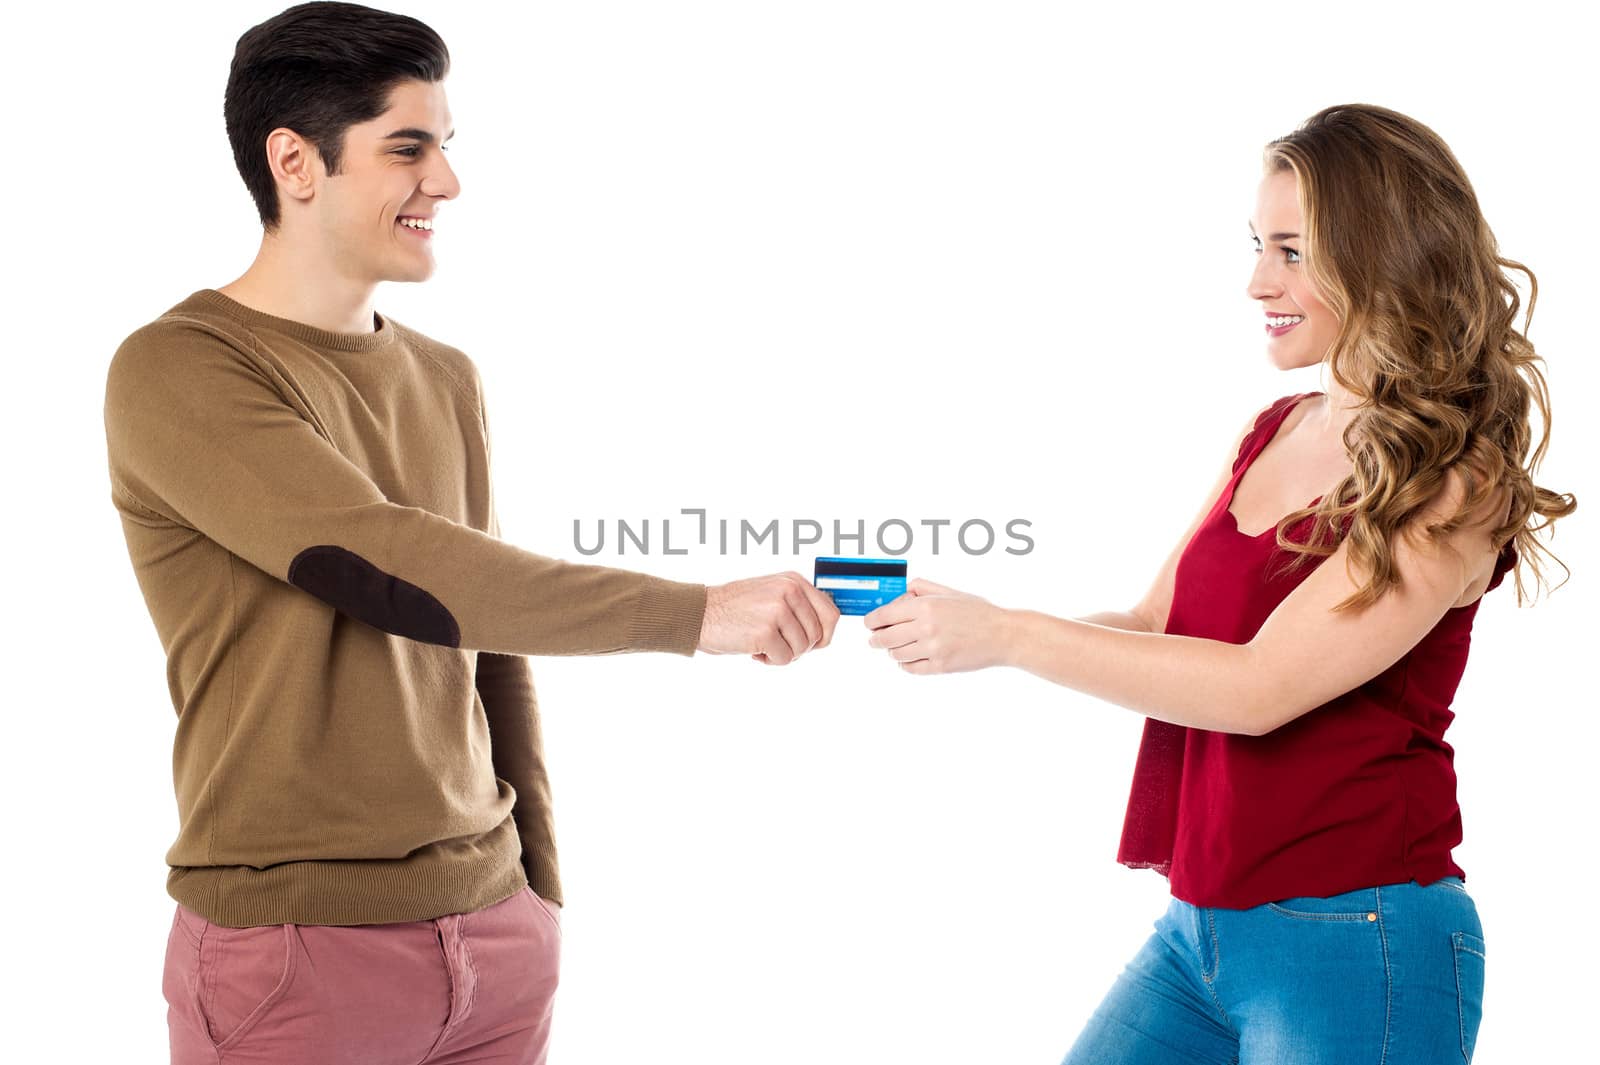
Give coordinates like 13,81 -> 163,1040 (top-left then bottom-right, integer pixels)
1247,169 -> 1337,369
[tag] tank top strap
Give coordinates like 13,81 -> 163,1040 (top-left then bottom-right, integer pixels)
1487,539 -> 1519,591
1231,392 -> 1320,476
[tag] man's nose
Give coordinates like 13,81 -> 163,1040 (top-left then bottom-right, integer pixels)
425,154 -> 461,200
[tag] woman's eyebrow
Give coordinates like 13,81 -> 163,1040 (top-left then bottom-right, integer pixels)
1248,222 -> 1300,241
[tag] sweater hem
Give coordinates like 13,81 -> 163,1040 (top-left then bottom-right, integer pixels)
168,815 -> 529,927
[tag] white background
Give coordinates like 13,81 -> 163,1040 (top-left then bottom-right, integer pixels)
6,1 -> 1593,1062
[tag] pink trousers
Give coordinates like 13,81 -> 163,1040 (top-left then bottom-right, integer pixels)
163,884 -> 561,1064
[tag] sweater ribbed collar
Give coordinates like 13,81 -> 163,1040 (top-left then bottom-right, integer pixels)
188,288 -> 398,353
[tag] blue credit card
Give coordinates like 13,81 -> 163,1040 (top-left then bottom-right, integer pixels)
813,556 -> 908,615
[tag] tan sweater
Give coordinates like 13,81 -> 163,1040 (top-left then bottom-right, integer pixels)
103,289 -> 707,927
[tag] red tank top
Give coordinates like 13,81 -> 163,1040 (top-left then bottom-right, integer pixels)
1116,391 -> 1518,908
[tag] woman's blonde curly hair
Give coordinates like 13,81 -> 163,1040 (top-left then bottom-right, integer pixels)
1260,102 -> 1575,610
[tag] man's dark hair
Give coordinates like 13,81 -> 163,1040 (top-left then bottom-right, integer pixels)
225,1 -> 450,231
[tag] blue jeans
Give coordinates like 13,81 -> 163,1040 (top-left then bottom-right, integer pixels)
1062,876 -> 1486,1064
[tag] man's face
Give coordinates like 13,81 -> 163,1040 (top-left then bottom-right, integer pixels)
312,78 -> 458,285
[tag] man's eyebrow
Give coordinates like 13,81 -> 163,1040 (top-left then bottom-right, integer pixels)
1247,223 -> 1299,241
380,127 -> 456,144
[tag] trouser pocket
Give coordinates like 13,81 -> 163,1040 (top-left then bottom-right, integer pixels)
1452,930 -> 1486,1062
193,918 -> 300,1051
526,885 -> 562,936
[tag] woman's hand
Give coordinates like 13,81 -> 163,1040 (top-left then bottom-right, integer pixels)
863,577 -> 1017,674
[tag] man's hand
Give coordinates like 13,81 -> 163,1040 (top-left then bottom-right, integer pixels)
699,572 -> 841,665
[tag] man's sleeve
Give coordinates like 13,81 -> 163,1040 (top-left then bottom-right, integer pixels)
103,317 -> 706,656
475,375 -> 559,902
476,650 -> 562,904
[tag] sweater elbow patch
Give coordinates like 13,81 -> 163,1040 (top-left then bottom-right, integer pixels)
288,545 -> 462,648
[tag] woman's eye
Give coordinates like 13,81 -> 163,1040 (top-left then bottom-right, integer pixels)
1249,240 -> 1299,263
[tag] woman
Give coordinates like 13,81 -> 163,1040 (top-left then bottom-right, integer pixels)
863,103 -> 1575,1063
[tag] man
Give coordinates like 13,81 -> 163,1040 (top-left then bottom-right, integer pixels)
103,4 -> 838,1062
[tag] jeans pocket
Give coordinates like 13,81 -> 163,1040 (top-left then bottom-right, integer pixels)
194,922 -> 300,1051
1453,931 -> 1486,1063
1265,887 -> 1379,923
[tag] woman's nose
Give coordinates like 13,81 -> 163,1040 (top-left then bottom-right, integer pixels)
1246,256 -> 1279,302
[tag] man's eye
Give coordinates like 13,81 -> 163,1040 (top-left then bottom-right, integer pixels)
394,146 -> 421,157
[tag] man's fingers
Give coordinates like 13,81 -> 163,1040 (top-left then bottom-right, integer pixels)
794,576 -> 842,648
783,580 -> 824,650
706,572 -> 849,663
770,610 -> 808,664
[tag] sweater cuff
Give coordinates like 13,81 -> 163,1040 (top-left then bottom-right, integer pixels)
627,576 -> 707,656
525,859 -> 563,908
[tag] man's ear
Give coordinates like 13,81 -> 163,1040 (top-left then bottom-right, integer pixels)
265,127 -> 319,208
